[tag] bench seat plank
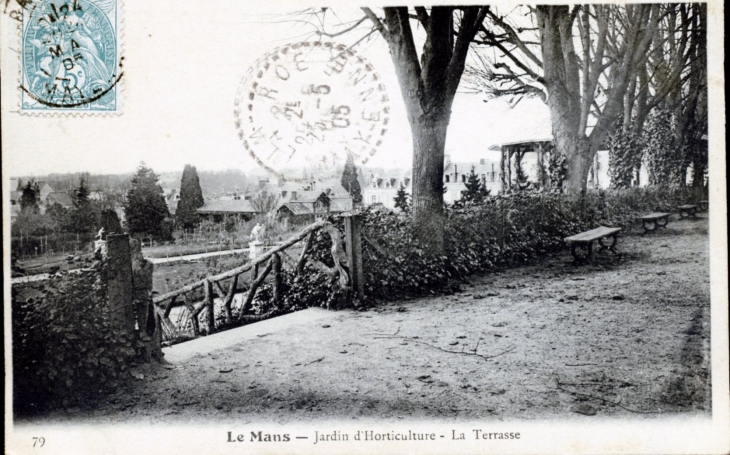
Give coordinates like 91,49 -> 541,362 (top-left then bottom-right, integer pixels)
565,226 -> 621,243
640,212 -> 670,220
678,204 -> 697,210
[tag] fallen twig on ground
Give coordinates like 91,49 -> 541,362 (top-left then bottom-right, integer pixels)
305,357 -> 325,366
373,334 -> 515,361
366,327 -> 400,337
565,363 -> 599,366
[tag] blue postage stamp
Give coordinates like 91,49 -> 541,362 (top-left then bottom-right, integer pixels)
20,0 -> 122,114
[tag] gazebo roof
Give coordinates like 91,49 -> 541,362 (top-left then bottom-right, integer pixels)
488,137 -> 553,151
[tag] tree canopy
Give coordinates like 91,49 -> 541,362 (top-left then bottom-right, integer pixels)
176,164 -> 205,230
67,177 -> 97,234
124,163 -> 171,240
20,181 -> 39,213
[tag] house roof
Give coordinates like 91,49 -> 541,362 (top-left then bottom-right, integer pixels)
197,199 -> 257,214
292,191 -> 328,203
329,199 -> 351,212
279,202 -> 314,216
46,191 -> 74,207
365,168 -> 412,189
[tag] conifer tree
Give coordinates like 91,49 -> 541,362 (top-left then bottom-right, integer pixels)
176,164 -> 205,230
68,177 -> 97,233
124,163 -> 171,240
340,153 -> 363,204
20,181 -> 39,213
394,183 -> 411,213
459,167 -> 490,205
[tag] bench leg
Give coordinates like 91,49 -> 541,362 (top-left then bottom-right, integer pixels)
598,234 -> 621,259
657,217 -> 669,228
679,208 -> 697,219
570,242 -> 592,265
642,220 -> 657,233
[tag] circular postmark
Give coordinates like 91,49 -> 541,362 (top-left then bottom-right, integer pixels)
234,42 -> 390,182
20,0 -> 122,111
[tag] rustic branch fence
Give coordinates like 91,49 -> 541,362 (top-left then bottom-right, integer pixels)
152,215 -> 364,343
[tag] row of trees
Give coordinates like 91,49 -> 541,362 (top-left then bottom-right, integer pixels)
14,156 -> 370,246
13,164 -> 190,245
12,178 -> 122,241
304,4 -> 707,253
465,4 -> 707,191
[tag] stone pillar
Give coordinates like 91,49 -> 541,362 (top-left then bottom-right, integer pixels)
107,234 -> 135,335
249,241 -> 264,259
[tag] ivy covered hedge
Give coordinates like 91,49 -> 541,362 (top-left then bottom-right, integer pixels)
12,261 -> 144,416
353,186 -> 696,301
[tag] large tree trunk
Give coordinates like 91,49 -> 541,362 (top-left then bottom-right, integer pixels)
411,110 -> 450,250
538,6 -> 590,194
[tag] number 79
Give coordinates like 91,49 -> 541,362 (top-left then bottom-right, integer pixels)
33,437 -> 45,447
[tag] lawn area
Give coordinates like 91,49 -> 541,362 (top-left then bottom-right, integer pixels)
21,215 -> 711,424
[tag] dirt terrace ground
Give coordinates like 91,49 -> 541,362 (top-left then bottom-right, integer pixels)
20,217 -> 711,424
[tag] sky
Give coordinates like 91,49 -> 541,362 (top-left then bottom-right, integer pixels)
1,2 -> 551,178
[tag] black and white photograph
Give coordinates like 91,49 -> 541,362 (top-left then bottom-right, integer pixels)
3,1 -> 728,454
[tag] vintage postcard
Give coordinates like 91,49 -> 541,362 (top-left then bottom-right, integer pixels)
2,0 -> 727,454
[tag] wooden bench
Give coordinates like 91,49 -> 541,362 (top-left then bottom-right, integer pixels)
564,226 -> 622,264
698,200 -> 709,211
678,204 -> 698,219
639,212 -> 671,233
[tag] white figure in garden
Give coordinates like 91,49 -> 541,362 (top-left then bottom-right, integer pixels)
250,223 -> 265,243
94,228 -> 107,258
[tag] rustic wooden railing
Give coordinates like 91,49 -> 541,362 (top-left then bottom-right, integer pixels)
153,215 -> 364,343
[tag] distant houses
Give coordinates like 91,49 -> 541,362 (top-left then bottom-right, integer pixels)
191,178 -> 355,224
277,191 -> 353,224
362,169 -> 411,209
45,191 -> 74,209
197,199 -> 258,223
362,155 -> 502,209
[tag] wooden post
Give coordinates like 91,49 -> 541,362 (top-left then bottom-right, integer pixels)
272,253 -> 282,310
296,231 -> 315,275
239,260 -> 273,318
164,296 -> 177,318
204,279 -> 215,335
107,234 -> 135,335
507,148 -> 513,190
344,214 -> 365,302
222,274 -> 238,324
